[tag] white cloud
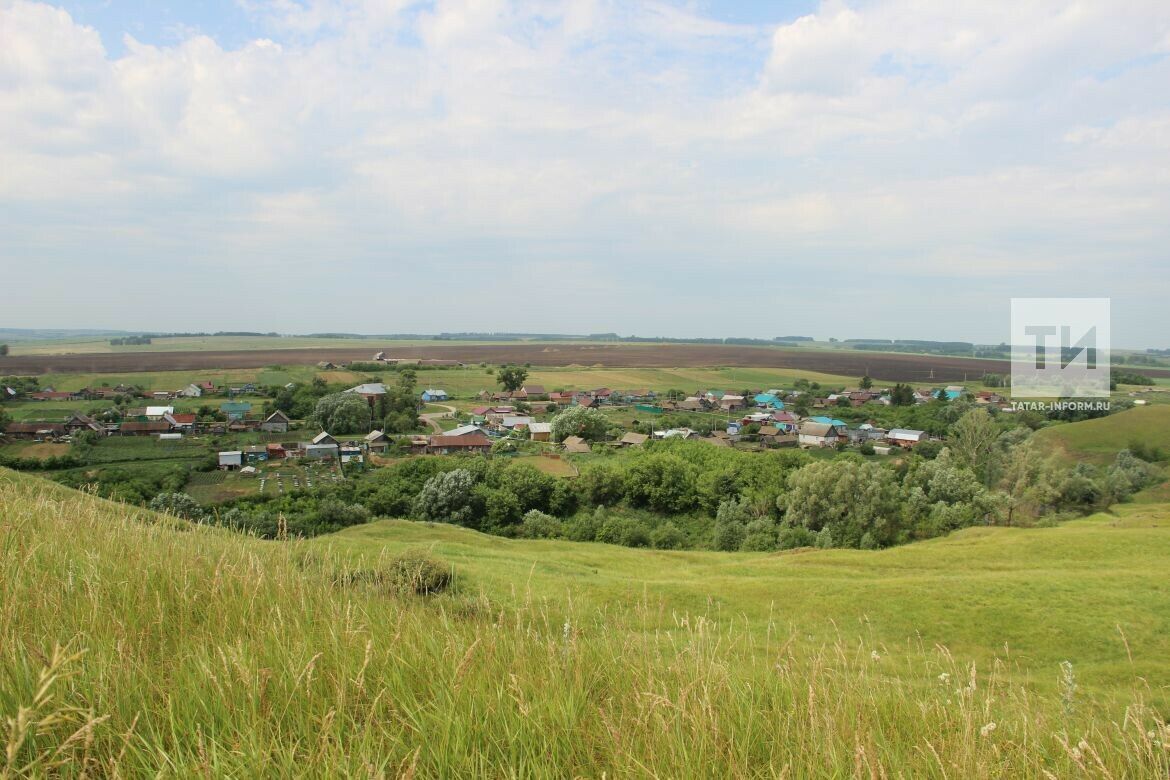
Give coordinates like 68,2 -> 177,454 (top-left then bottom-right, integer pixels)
0,0 -> 1169,343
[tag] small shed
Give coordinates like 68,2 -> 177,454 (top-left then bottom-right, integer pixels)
218,451 -> 244,470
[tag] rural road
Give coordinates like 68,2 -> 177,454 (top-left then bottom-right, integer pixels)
420,404 -> 457,433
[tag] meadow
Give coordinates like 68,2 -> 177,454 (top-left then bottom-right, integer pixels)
2,468 -> 1169,776
1033,405 -> 1170,464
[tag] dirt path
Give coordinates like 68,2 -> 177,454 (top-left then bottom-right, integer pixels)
420,404 -> 457,433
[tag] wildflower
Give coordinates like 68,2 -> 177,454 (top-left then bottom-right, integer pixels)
1059,661 -> 1077,715
980,722 -> 997,737
937,672 -> 951,685
563,621 -> 571,641
871,650 -> 881,662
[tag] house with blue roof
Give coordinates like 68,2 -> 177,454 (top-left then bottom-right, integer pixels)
754,393 -> 786,410
219,401 -> 252,421
421,388 -> 449,402
807,415 -> 846,427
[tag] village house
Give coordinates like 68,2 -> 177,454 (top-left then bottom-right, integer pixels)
266,443 -> 286,460
528,422 -> 552,442
164,413 -> 197,432
305,442 -> 339,460
798,421 -> 840,448
64,413 -> 104,436
675,396 -> 708,412
29,390 -> 78,402
219,402 -> 251,421
619,431 -> 648,447
364,430 -> 390,453
886,428 -> 929,448
499,416 -> 533,432
311,431 -> 338,447
562,435 -> 591,453
120,421 -> 173,436
771,410 -> 798,431
421,388 -> 449,402
720,395 -> 748,411
346,383 -> 388,406
2,422 -> 67,440
177,384 -> 203,398
427,433 -> 492,455
516,385 -> 547,400
445,424 -> 488,438
261,410 -> 291,433
655,428 -> 696,440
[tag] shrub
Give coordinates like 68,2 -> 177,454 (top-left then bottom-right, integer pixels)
777,526 -> 817,549
713,520 -> 746,552
741,518 -> 779,551
650,522 -> 685,550
148,492 -> 207,522
386,549 -> 452,595
597,516 -> 650,547
518,510 -> 561,539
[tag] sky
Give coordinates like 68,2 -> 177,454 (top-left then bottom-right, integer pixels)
1,1 -> 1169,347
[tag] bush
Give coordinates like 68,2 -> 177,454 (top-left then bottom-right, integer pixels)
386,549 -> 452,595
815,527 -> 834,549
777,526 -> 817,549
518,510 -> 561,539
596,516 -> 650,547
148,492 -> 207,522
650,522 -> 685,550
713,520 -> 746,552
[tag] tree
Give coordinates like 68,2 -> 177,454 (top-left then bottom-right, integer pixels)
624,454 -> 697,513
950,409 -> 1000,484
497,365 -> 528,392
413,469 -> 477,527
310,392 -> 372,435
890,383 -> 915,406
550,406 -> 609,442
902,449 -> 995,536
0,407 -> 9,433
782,458 -> 902,548
859,375 -> 873,389
712,498 -> 750,551
0,344 -> 8,356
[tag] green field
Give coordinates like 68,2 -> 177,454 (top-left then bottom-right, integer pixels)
2,469 -> 1169,775
1033,405 -> 1170,464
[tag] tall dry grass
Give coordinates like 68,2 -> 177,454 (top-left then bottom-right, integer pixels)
1,471 -> 1168,777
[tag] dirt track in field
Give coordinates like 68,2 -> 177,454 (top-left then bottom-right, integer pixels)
3,343 -> 1166,382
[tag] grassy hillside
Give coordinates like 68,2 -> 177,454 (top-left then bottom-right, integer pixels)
2,469 -> 1169,776
1033,405 -> 1170,464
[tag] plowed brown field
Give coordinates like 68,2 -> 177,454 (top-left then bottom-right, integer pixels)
0,343 -> 1117,382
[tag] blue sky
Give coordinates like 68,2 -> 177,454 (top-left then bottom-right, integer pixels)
2,0 -> 1169,347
